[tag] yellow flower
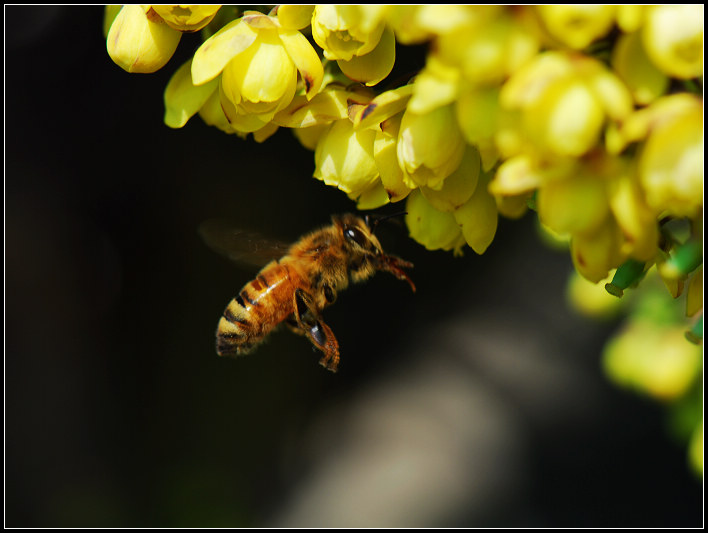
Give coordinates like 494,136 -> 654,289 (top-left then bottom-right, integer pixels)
500,51 -> 632,158
386,5 -> 483,44
106,5 -> 182,73
436,10 -> 539,88
639,101 -> 703,217
397,104 -> 466,190
372,112 -> 414,204
150,5 -> 221,32
311,5 -> 394,86
537,168 -> 609,236
535,5 -> 616,50
405,190 -> 464,253
642,5 -> 703,80
603,319 -> 702,401
421,145 -> 481,212
313,119 -> 379,199
192,11 -> 323,133
275,5 -> 315,31
612,31 -> 669,106
570,216 -> 625,283
312,5 -> 386,61
453,169 -> 498,255
606,161 -> 660,262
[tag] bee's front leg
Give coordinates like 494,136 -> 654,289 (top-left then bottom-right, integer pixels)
378,254 -> 416,292
292,288 -> 341,372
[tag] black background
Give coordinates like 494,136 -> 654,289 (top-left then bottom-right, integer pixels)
5,6 -> 702,527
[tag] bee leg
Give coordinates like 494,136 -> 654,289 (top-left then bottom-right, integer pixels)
379,255 -> 416,292
293,288 -> 340,372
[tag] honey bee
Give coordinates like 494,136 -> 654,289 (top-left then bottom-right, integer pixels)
201,213 -> 415,372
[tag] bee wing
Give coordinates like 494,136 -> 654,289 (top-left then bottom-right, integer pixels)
199,219 -> 291,268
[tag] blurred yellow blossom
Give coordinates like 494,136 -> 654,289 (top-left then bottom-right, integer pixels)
604,319 -> 702,401
641,5 -> 704,80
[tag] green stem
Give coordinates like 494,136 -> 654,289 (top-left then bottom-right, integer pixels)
664,239 -> 702,279
605,258 -> 646,298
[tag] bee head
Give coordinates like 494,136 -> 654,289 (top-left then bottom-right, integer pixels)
333,214 -> 382,254
332,212 -> 413,288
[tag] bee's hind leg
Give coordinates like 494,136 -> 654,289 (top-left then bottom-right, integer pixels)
292,288 -> 340,372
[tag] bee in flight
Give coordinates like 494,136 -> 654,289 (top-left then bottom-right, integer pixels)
201,213 -> 415,372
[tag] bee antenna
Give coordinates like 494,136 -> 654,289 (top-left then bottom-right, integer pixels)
366,211 -> 408,232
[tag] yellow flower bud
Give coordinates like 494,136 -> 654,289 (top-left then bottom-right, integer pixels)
421,145 -> 481,212
639,101 -> 703,217
536,5 -> 616,50
314,119 -> 379,197
501,52 -> 632,158
151,5 -> 221,32
606,93 -> 700,155
612,31 -> 669,106
606,161 -> 659,261
495,194 -> 529,220
453,170 -> 498,254
642,5 -> 703,79
525,77 -> 605,157
386,5 -> 482,45
456,87 -> 500,147
571,216 -> 625,283
437,12 -> 539,87
311,5 -> 386,62
538,171 -> 609,236
405,190 -> 463,252
276,5 -> 315,31
337,26 -> 396,87
603,320 -> 702,401
107,5 -> 182,73
567,271 -> 624,319
397,104 -> 465,189
616,5 -> 644,33
372,114 -> 414,203
408,55 -> 460,115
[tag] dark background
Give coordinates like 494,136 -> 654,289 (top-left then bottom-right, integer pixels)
5,6 -> 702,527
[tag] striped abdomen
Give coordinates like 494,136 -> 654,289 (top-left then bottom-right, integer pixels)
216,262 -> 297,357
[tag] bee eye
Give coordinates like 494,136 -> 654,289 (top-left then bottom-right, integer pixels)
344,226 -> 368,247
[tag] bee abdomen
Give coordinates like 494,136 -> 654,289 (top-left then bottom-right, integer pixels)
216,297 -> 256,357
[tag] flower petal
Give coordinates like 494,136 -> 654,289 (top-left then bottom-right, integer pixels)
454,171 -> 498,254
421,145 -> 481,212
278,28 -> 324,99
337,25 -> 396,86
164,58 -> 219,128
351,84 -> 414,130
276,5 -> 315,30
191,18 -> 258,85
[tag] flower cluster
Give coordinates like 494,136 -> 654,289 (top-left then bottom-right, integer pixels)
105,6 -> 703,325
106,3 -> 703,475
